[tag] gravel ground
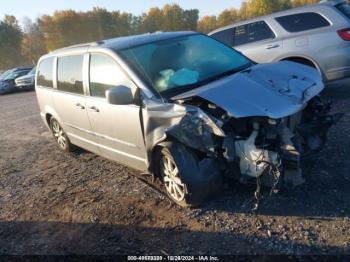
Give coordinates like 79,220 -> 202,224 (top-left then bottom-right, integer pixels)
0,82 -> 349,255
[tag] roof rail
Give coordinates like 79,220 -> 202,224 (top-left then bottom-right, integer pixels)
319,0 -> 346,4
50,41 -> 102,53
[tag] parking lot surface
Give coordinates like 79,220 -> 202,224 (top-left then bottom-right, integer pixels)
0,83 -> 350,255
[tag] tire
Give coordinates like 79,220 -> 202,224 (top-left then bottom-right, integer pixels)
157,142 -> 222,207
49,118 -> 76,152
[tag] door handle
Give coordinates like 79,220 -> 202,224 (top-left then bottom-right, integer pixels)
75,103 -> 85,109
265,44 -> 279,49
88,106 -> 100,112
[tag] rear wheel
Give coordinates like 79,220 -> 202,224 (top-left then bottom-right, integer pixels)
50,118 -> 76,152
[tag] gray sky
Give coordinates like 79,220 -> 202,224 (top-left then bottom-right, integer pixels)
0,0 -> 244,22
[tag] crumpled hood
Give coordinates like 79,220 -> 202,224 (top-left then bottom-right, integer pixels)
172,61 -> 324,119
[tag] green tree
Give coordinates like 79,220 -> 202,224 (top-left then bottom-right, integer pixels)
183,9 -> 199,31
0,15 -> 23,69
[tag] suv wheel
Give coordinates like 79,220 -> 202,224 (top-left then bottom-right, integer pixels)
157,142 -> 220,207
161,151 -> 187,203
50,118 -> 75,152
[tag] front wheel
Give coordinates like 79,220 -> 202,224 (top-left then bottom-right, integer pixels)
157,142 -> 222,207
161,150 -> 188,205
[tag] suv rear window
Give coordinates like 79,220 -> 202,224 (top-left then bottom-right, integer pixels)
57,55 -> 84,94
337,3 -> 350,19
233,21 -> 275,46
37,58 -> 54,88
210,28 -> 235,46
276,12 -> 330,33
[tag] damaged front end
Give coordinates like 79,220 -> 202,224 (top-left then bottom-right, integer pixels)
141,61 -> 342,208
156,62 -> 343,196
167,96 -> 341,191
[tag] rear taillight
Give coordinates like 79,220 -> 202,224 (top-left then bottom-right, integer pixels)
337,28 -> 350,41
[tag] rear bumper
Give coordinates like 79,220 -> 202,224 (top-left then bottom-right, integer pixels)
320,43 -> 350,82
325,66 -> 350,82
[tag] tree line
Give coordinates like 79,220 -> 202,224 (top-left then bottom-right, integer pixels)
0,0 -> 330,70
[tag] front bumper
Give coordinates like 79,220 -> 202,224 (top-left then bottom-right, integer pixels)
16,82 -> 34,89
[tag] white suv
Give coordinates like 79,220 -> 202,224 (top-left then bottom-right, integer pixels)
209,0 -> 350,83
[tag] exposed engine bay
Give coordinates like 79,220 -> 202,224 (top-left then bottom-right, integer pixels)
169,96 -> 341,188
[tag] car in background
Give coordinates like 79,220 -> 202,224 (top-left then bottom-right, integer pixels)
0,66 -> 33,95
209,0 -> 350,83
15,66 -> 36,91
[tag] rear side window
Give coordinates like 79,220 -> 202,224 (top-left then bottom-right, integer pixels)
233,21 -> 275,46
37,58 -> 54,88
275,12 -> 330,33
210,28 -> 235,46
337,3 -> 350,19
89,53 -> 130,98
57,55 -> 84,94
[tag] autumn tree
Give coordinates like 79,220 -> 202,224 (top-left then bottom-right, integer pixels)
2,1 -> 335,69
292,0 -> 320,7
217,8 -> 239,27
21,18 -> 46,65
239,1 -> 250,20
197,16 -> 218,33
246,0 -> 292,18
141,7 -> 164,32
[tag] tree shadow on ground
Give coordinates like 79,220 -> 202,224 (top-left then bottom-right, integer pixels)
0,220 -> 347,255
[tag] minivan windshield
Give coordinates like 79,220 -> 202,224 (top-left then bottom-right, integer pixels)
119,34 -> 252,96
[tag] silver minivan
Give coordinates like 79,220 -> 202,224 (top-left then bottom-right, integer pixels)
209,0 -> 350,83
36,32 -> 341,207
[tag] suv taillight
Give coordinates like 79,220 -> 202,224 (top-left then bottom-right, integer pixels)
337,28 -> 350,41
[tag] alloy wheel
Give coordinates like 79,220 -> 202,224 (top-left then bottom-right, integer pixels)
52,120 -> 67,150
161,154 -> 186,202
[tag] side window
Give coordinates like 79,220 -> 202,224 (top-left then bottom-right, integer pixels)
210,28 -> 235,46
89,53 -> 130,98
57,55 -> 84,94
233,21 -> 275,46
275,12 -> 330,33
37,58 -> 54,88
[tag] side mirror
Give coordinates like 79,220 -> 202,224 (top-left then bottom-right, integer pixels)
106,86 -> 134,105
